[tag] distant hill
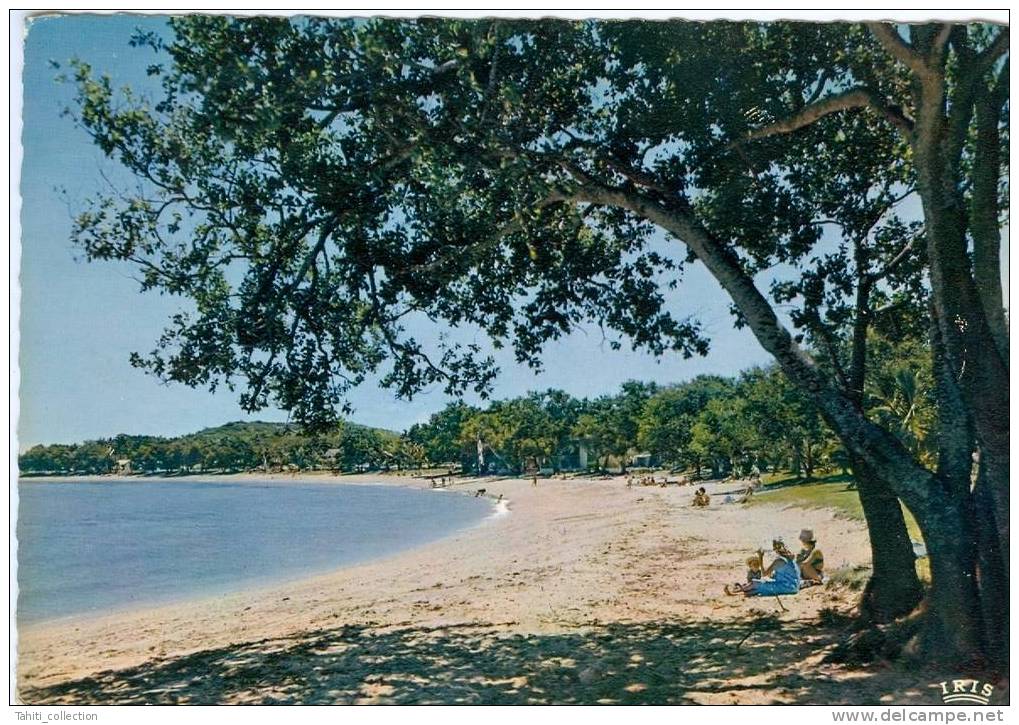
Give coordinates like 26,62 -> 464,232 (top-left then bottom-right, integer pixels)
18,419 -> 405,476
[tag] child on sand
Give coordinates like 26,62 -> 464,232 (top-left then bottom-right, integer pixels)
725,539 -> 800,596
692,487 -> 710,507
796,529 -> 825,586
724,550 -> 763,594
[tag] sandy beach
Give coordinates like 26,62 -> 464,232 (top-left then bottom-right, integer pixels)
16,474 -> 955,704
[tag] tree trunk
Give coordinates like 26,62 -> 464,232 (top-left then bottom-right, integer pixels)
911,76 -> 1010,567
971,85 -> 1009,363
912,491 -> 985,669
973,462 -> 1009,673
978,443 -> 1010,575
851,454 -> 923,622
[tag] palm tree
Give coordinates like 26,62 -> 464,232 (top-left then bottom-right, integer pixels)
870,368 -> 936,467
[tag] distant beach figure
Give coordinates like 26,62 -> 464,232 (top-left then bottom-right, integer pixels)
726,538 -> 800,597
692,487 -> 710,507
475,488 -> 487,497
796,529 -> 825,585
532,475 -> 537,487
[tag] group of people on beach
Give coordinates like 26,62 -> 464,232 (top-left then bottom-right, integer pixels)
691,482 -> 754,507
724,529 -> 825,597
626,475 -> 684,488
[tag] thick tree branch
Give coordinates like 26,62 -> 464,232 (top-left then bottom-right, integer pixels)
975,27 -> 1010,74
929,23 -> 954,65
930,303 -> 975,489
867,22 -> 928,75
564,175 -> 935,519
737,88 -> 913,144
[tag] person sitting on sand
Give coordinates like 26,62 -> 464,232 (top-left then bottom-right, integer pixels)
724,549 -> 764,594
725,538 -> 800,597
692,487 -> 710,507
796,529 -> 825,586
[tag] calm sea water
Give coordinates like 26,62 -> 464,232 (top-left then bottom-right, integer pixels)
16,480 -> 494,623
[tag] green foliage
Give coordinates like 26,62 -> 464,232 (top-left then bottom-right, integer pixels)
864,336 -> 938,466
20,338 -> 938,480
65,17 -> 949,426
637,376 -> 732,465
18,420 -> 400,475
406,402 -> 479,468
398,368 -> 850,476
565,381 -> 654,472
460,389 -> 584,473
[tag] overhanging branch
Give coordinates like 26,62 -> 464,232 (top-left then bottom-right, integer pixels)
735,88 -> 913,145
556,173 -> 935,518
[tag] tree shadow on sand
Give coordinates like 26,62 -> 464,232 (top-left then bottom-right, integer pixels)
21,617 -> 948,705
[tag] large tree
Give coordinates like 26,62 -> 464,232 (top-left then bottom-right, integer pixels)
66,17 -> 1007,668
637,375 -> 733,469
406,401 -> 479,467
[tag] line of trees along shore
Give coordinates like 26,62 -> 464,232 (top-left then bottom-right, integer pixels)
23,343 -> 932,481
62,18 -> 1007,670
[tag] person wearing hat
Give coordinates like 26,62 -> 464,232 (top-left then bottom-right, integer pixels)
796,528 -> 825,586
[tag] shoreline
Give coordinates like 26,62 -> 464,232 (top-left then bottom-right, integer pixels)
18,470 -> 446,487
16,474 -> 955,705
16,471 -> 508,631
16,473 -> 507,630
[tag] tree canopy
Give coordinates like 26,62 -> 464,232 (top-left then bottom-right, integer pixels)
64,16 -> 1009,669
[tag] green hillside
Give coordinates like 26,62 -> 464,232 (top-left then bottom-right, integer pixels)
19,420 -> 404,476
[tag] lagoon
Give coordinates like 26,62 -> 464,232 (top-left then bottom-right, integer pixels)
16,479 -> 493,623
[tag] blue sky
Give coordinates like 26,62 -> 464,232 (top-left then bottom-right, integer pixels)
15,14 -> 1005,449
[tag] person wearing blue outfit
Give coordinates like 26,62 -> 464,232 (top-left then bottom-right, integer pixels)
725,538 -> 800,596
